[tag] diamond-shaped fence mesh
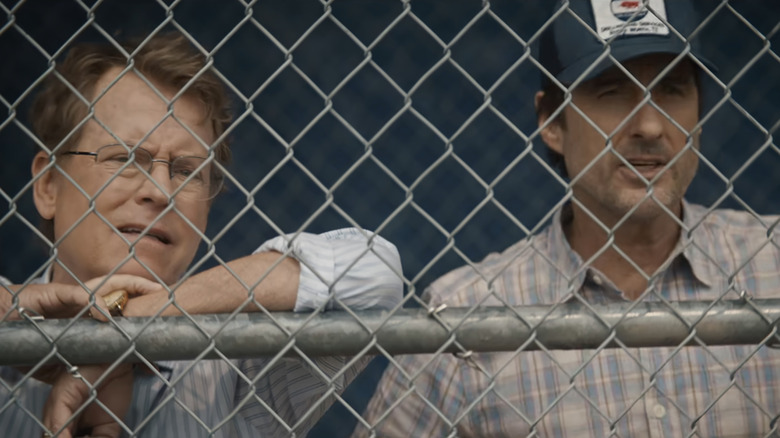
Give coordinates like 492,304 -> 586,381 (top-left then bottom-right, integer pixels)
0,0 -> 779,437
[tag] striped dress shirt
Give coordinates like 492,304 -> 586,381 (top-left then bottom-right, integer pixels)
358,203 -> 780,437
1,228 -> 402,437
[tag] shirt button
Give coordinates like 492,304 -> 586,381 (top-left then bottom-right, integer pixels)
653,404 -> 666,419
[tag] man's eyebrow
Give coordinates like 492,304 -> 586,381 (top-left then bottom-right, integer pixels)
107,139 -> 140,148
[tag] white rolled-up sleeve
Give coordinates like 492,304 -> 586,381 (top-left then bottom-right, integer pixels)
254,228 -> 403,312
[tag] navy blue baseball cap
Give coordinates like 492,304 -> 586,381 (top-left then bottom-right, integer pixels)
539,0 -> 716,87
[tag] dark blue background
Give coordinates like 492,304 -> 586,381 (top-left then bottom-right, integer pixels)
1,1 -> 779,436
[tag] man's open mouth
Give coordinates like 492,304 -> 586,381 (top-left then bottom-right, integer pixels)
118,226 -> 171,244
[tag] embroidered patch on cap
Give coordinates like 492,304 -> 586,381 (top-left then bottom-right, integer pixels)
592,0 -> 669,39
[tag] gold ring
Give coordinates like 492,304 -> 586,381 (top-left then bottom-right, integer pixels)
104,290 -> 128,316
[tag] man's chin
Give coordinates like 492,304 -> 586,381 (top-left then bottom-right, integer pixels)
617,191 -> 681,222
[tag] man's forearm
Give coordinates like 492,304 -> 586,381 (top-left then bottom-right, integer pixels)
123,251 -> 300,316
122,228 -> 403,317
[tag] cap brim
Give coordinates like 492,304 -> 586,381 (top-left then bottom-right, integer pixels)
555,40 -> 716,84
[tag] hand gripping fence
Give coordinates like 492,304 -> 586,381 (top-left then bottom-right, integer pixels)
1,1 -> 779,437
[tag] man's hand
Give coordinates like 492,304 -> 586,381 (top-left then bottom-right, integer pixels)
2,274 -> 158,436
41,363 -> 134,438
1,274 -> 161,321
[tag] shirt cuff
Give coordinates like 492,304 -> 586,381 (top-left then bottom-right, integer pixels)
254,228 -> 403,313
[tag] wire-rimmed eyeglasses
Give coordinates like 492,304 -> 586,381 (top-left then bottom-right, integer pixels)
62,144 -> 223,200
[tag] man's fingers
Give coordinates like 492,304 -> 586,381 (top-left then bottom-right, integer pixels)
78,364 -> 132,438
89,275 -> 161,298
86,275 -> 162,320
6,275 -> 162,321
88,422 -> 122,438
42,370 -> 87,438
42,364 -> 130,438
16,284 -> 89,320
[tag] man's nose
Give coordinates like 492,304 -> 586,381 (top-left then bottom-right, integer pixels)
626,98 -> 666,141
135,162 -> 174,203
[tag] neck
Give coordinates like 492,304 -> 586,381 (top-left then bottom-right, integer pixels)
565,201 -> 682,300
50,265 -> 77,285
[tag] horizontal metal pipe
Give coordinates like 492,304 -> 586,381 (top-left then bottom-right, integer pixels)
1,299 -> 779,366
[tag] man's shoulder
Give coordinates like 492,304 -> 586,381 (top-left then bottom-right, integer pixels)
691,204 -> 779,237
687,204 -> 780,273
0,271 -> 48,286
423,227 -> 557,306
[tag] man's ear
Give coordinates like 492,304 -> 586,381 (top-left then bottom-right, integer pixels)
32,151 -> 57,220
535,90 -> 564,155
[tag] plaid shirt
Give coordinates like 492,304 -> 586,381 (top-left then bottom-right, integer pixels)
358,202 -> 780,437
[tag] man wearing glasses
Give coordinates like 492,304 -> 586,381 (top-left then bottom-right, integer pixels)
0,33 -> 402,437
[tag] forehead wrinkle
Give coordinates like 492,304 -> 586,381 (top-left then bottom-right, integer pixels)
88,78 -> 213,156
137,116 -> 210,156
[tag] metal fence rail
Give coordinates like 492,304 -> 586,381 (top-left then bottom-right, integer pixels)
2,300 -> 780,366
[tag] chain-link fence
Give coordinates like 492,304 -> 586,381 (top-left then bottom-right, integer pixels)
1,0 -> 779,437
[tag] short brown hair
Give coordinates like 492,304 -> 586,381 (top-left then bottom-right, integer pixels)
31,32 -> 232,240
31,32 -> 232,160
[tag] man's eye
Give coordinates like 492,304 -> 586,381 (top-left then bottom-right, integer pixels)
659,82 -> 685,95
598,87 -> 621,98
104,154 -> 131,163
173,166 -> 204,181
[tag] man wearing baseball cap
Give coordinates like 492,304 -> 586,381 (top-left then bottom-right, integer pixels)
356,0 -> 780,436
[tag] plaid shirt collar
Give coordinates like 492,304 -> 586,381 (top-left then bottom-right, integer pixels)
545,199 -> 716,302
